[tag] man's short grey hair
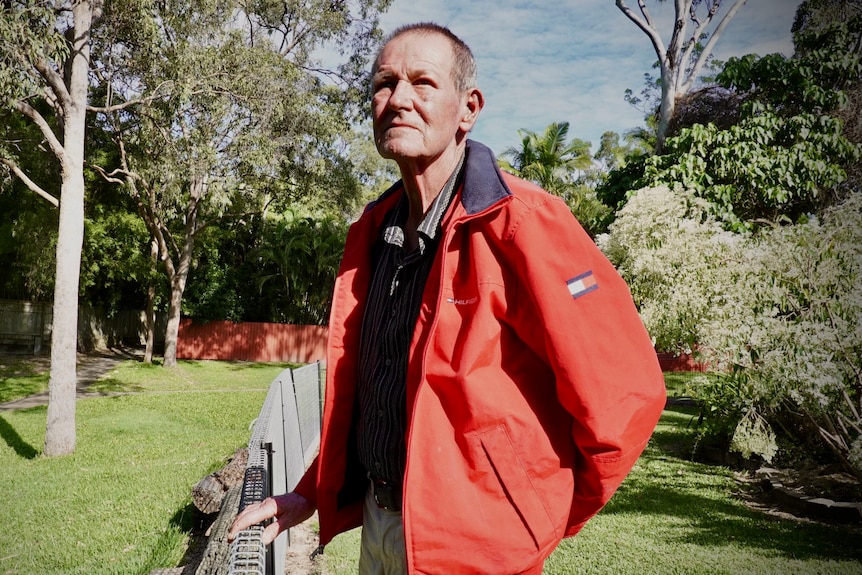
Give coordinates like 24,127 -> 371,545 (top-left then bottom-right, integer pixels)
372,22 -> 478,93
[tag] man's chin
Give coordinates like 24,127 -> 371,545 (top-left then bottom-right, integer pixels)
378,140 -> 421,162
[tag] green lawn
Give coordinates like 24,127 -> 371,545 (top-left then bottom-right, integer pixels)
0,358 -> 292,575
0,355 -> 50,403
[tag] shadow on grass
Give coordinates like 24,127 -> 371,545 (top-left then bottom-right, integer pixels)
609,467 -> 862,562
140,501 -> 210,573
602,408 -> 862,564
86,376 -> 145,395
0,415 -> 38,459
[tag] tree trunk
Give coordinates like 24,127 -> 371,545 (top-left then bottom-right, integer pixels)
44,1 -> 94,457
144,238 -> 158,364
162,275 -> 185,367
192,448 -> 248,514
655,62 -> 678,154
162,174 -> 203,368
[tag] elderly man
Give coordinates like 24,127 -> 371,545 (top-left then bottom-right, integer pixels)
230,22 -> 666,575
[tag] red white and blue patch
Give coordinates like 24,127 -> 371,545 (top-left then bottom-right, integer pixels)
566,270 -> 598,300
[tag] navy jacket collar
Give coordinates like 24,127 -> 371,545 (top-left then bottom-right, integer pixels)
460,139 -> 512,215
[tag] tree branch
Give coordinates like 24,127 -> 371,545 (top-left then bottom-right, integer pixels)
87,80 -> 174,114
33,59 -> 72,114
682,0 -> 748,93
668,0 -> 692,83
11,100 -> 66,163
88,162 -> 130,185
616,0 -> 668,60
0,157 -> 59,207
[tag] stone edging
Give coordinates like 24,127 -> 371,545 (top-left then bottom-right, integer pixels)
757,468 -> 862,525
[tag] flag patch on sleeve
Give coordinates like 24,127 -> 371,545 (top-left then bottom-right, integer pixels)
566,270 -> 598,299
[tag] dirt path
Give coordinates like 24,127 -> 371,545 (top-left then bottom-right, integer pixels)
0,347 -> 143,412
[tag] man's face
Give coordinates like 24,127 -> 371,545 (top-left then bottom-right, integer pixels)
371,32 -> 471,168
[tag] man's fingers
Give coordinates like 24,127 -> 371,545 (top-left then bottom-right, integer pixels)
261,520 -> 283,546
228,498 -> 278,541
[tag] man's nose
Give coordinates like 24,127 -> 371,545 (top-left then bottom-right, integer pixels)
388,80 -> 414,110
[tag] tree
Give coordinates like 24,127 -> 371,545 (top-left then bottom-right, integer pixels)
90,0 -> 390,366
0,0 -> 104,456
615,0 -> 749,151
599,20 -> 862,230
498,122 -> 610,235
498,121 -> 592,193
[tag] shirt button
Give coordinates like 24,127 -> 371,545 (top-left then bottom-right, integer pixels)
385,358 -> 392,366
377,409 -> 384,418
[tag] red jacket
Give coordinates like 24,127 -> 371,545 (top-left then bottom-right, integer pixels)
295,140 -> 666,574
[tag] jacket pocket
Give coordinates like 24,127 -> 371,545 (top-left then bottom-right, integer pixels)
477,424 -> 557,549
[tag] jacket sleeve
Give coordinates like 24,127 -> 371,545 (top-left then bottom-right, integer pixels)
508,193 -> 666,536
292,456 -> 318,506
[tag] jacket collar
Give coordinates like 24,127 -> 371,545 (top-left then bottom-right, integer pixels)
367,139 -> 512,217
461,139 -> 512,215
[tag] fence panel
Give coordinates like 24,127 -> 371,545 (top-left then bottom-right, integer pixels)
227,362 -> 324,575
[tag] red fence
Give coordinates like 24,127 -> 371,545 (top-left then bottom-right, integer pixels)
656,352 -> 707,372
177,319 -> 328,363
177,318 -> 706,372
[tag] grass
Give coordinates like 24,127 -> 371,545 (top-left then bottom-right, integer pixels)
0,356 -> 50,403
0,358 -> 292,575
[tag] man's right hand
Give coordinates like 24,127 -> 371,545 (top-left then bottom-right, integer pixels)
228,491 -> 315,546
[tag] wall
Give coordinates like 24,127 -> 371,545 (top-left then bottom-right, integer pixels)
656,351 -> 707,372
0,299 -> 166,354
176,319 -> 328,364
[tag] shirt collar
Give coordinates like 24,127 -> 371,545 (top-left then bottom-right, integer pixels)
383,151 -> 466,252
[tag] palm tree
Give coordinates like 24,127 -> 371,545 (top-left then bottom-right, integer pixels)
498,122 -> 592,195
498,122 -> 611,237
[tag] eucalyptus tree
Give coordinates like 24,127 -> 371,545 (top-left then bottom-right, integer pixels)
90,0 -> 391,366
0,0 -> 104,456
615,0 -> 749,151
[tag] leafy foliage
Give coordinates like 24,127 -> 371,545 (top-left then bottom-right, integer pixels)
254,210 -> 348,325
599,27 -> 862,230
600,186 -> 862,477
182,208 -> 348,325
597,185 -> 744,355
642,108 -> 860,229
498,122 -> 609,236
0,1 -> 68,103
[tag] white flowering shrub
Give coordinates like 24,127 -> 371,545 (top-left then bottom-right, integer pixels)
597,185 -> 745,354
600,187 -> 862,477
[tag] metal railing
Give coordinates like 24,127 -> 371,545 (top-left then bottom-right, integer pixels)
227,362 -> 323,575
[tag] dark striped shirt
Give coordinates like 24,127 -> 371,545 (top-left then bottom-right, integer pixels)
356,153 -> 465,484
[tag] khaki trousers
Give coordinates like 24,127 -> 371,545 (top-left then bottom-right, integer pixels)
359,484 -> 407,575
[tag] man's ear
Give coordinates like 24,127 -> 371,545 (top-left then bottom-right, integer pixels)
459,88 -> 484,133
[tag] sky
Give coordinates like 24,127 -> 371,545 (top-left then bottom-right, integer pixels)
369,0 -> 802,157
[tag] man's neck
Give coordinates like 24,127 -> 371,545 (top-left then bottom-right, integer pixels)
397,144 -> 466,241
